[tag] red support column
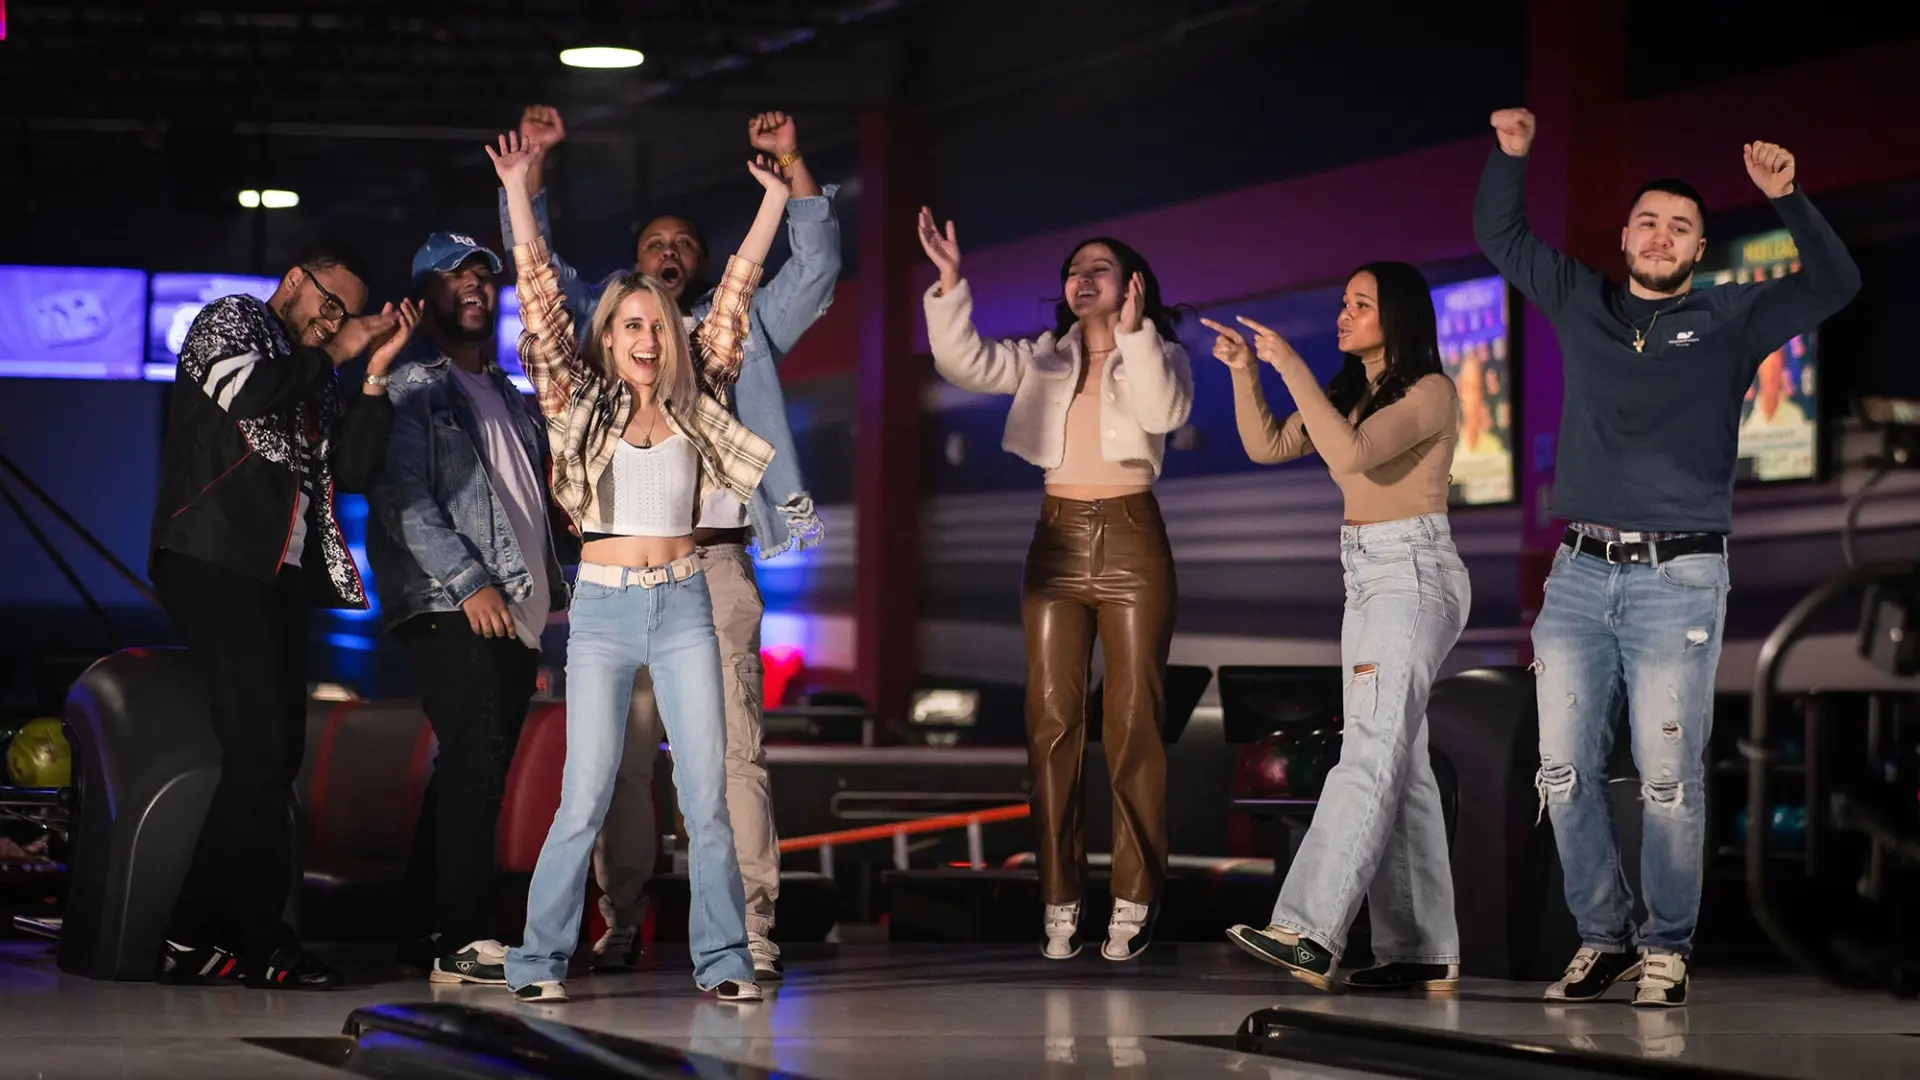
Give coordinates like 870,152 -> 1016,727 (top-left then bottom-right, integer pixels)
852,109 -> 927,737
1516,0 -> 1626,652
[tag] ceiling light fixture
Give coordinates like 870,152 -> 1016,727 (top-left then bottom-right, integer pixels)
560,45 -> 644,69
238,189 -> 300,210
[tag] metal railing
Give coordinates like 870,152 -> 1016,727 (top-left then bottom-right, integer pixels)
776,802 -> 1029,879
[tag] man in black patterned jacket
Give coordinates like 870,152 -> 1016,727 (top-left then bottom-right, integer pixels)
149,238 -> 419,990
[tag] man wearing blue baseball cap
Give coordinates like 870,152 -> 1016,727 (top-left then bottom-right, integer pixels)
366,232 -> 568,985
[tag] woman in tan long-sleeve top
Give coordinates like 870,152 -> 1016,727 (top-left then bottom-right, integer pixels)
1208,262 -> 1472,995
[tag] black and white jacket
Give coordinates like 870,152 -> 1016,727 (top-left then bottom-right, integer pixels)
149,295 -> 393,608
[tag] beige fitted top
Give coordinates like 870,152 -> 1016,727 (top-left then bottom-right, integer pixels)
1044,376 -> 1156,496
1230,364 -> 1457,523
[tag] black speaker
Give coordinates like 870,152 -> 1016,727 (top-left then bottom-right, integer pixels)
1425,665 -> 1588,981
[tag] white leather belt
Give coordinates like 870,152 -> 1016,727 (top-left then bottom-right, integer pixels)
576,554 -> 701,590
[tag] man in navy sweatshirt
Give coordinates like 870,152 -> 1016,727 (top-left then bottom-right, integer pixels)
1474,107 -> 1860,1008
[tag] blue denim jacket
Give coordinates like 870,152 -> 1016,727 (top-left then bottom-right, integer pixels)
364,351 -> 568,631
498,185 -> 838,558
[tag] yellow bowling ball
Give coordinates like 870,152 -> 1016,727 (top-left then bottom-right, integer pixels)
6,717 -> 71,789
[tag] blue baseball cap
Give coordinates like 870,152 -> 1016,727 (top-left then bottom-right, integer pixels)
411,232 -> 504,284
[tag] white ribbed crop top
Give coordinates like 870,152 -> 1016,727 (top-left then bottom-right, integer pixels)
596,434 -> 700,538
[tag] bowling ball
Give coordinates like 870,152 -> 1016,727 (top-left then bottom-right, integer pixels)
6,717 -> 71,789
1234,725 -> 1342,800
1734,804 -> 1807,845
1772,804 -> 1807,845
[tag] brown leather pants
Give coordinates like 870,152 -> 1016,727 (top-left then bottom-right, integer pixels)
1022,492 -> 1175,906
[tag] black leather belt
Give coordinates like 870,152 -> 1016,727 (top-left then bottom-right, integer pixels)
694,526 -> 752,547
1563,527 -> 1725,565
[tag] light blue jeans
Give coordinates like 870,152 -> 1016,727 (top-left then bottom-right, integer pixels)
1270,514 -> 1470,963
506,569 -> 754,990
1532,540 -> 1729,957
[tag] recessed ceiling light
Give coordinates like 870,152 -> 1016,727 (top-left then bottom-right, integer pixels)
560,46 -> 644,69
238,189 -> 299,209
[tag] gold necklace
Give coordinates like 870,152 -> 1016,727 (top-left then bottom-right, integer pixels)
1632,311 -> 1661,353
1628,298 -> 1684,353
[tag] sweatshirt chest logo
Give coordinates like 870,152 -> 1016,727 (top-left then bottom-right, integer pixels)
1650,311 -> 1712,351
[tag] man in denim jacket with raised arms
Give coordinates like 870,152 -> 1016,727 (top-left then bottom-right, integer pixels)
366,233 -> 569,986
501,105 -> 839,979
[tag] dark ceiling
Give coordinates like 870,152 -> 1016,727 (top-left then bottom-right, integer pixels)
7,0 -> 1381,276
5,1 -> 914,127
2,1 -> 922,227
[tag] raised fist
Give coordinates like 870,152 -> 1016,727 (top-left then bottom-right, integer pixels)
1744,141 -> 1796,199
519,105 -> 567,152
749,112 -> 798,158
1490,108 -> 1536,158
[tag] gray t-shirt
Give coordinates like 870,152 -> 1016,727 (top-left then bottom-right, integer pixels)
450,364 -> 552,650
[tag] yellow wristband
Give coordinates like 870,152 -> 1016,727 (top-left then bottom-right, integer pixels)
776,151 -> 802,170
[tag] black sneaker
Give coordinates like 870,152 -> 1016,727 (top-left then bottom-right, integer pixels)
590,925 -> 639,974
156,941 -> 245,986
429,940 -> 508,986
513,980 -> 569,1003
1342,962 -> 1461,992
1631,953 -> 1689,1008
246,945 -> 344,990
1543,947 -> 1643,1003
1226,923 -> 1337,991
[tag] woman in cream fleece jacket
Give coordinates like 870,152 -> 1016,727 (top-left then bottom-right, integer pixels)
918,206 -> 1193,964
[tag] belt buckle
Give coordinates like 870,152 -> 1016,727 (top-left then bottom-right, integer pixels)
1604,539 -> 1623,564
639,565 -> 668,588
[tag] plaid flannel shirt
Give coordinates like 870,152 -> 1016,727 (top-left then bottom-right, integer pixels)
512,235 -> 773,531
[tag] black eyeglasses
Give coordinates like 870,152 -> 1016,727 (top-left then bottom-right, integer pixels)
302,265 -> 351,325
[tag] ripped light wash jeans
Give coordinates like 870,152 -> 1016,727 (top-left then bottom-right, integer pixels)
1269,514 -> 1470,962
1531,540 -> 1729,957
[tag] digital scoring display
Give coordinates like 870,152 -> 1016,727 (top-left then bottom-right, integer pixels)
145,273 -> 280,381
0,265 -> 148,380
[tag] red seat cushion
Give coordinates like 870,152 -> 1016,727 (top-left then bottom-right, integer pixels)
497,703 -> 568,873
297,700 -> 436,872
